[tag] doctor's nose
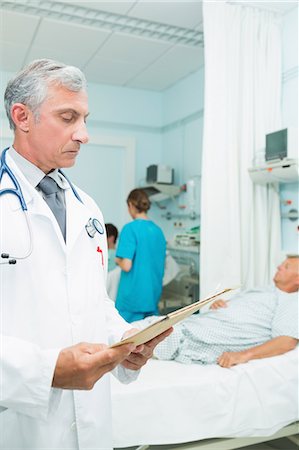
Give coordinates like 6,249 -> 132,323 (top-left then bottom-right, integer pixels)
72,122 -> 89,144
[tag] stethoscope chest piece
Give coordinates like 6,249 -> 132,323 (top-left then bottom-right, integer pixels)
85,218 -> 104,238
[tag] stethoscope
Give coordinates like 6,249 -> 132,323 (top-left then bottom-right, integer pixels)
0,148 -> 104,265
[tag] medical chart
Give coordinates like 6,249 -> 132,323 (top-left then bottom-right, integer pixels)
111,287 -> 234,347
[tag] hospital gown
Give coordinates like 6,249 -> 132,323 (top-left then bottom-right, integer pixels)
151,287 -> 299,364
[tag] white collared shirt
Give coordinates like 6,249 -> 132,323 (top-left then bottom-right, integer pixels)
8,146 -> 68,192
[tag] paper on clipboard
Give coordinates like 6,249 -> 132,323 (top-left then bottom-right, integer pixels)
111,287 -> 234,348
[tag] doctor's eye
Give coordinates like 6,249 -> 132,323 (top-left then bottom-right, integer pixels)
61,114 -> 74,122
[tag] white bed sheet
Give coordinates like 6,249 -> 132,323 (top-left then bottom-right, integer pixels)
111,348 -> 298,447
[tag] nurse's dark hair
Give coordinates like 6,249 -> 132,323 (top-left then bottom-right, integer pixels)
4,58 -> 87,131
127,189 -> 151,213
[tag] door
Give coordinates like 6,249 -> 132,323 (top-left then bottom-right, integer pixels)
65,137 -> 135,229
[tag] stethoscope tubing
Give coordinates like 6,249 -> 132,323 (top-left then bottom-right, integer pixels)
0,210 -> 33,264
0,147 -> 84,208
0,147 -> 81,264
0,147 -> 103,265
0,148 -> 27,210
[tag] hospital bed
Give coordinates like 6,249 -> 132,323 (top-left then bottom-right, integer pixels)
111,348 -> 298,450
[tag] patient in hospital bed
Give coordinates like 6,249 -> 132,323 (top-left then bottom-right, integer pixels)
135,255 -> 299,368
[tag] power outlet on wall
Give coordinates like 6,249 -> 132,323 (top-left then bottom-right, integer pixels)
173,221 -> 184,228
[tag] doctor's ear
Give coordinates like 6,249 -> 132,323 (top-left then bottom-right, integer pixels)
10,103 -> 31,133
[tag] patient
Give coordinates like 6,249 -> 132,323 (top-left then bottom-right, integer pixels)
142,256 -> 298,368
105,223 -> 118,272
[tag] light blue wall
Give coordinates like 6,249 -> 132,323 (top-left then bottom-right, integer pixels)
85,81 -> 164,229
1,3 -> 296,250
85,70 -> 204,241
281,6 -> 299,254
162,70 -> 204,125
87,81 -> 164,181
88,82 -> 162,127
0,69 -> 165,229
154,68 -> 204,240
0,66 -> 203,241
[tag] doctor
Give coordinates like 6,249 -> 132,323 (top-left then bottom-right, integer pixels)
0,59 -> 172,449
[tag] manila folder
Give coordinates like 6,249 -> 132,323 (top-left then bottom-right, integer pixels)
111,287 -> 233,348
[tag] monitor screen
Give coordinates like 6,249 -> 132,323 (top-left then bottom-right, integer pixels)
265,128 -> 287,161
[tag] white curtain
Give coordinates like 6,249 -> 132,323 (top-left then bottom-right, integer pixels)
200,1 -> 282,297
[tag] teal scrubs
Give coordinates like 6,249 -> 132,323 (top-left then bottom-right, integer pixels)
108,248 -> 116,271
115,219 -> 166,322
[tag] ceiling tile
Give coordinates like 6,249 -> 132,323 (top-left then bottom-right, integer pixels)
150,44 -> 204,73
0,2 -> 205,91
126,66 -> 182,91
0,41 -> 28,72
32,18 -> 110,56
129,0 -> 203,29
96,32 -> 171,65
84,56 -> 146,85
25,45 -> 90,68
126,44 -> 204,90
0,10 -> 40,46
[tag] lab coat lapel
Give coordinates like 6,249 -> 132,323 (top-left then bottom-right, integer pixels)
5,156 -> 48,217
4,154 -> 35,212
65,187 -> 90,250
5,155 -> 67,249
3,154 -> 90,249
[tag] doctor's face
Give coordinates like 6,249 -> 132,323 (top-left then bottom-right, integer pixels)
26,84 -> 89,173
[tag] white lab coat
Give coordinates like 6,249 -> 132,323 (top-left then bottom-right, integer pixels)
0,154 -> 136,449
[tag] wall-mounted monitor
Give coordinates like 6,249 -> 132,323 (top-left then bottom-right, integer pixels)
146,164 -> 174,184
265,128 -> 287,162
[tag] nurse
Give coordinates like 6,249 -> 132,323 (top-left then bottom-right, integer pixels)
0,59 -> 172,449
115,189 -> 166,322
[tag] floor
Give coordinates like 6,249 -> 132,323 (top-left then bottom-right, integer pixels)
245,437 -> 298,449
115,436 -> 299,450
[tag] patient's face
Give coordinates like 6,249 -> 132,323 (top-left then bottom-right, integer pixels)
273,258 -> 299,293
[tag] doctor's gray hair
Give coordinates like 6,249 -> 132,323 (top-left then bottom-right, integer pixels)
4,59 -> 87,131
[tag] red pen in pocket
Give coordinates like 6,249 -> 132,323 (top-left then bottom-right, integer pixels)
97,246 -> 104,266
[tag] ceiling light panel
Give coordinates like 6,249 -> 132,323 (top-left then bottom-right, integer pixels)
31,18 -> 109,55
0,9 -> 40,46
129,0 -> 203,30
0,40 -> 29,71
65,1 -> 135,16
0,0 -> 203,47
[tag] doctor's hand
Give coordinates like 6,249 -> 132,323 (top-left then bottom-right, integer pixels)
121,327 -> 173,370
52,342 -> 136,390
